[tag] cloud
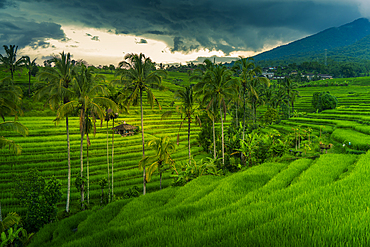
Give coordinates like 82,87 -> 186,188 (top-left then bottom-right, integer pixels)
0,0 -> 16,8
6,0 -> 364,54
0,13 -> 66,50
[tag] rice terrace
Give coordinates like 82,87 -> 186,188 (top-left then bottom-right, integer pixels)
3,5 -> 370,246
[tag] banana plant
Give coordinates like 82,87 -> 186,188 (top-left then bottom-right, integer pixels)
233,131 -> 260,166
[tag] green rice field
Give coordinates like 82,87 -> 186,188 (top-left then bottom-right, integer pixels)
4,71 -> 370,246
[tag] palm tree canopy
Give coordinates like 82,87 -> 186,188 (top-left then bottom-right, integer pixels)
0,77 -> 23,121
138,136 -> 176,182
0,45 -> 24,78
196,65 -> 239,117
56,64 -> 119,122
35,52 -> 76,110
116,53 -> 167,109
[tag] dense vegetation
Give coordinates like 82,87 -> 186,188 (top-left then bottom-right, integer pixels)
2,43 -> 370,246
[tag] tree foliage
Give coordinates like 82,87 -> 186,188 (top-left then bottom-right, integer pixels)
312,91 -> 338,112
14,169 -> 62,233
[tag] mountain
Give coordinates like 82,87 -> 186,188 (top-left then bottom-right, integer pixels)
253,18 -> 370,63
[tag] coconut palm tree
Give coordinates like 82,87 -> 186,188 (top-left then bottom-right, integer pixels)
232,57 -> 270,126
104,82 -> 127,201
280,77 -> 299,118
0,45 -> 23,80
35,51 -> 75,213
191,59 -> 219,160
57,64 -> 118,207
139,136 -> 176,190
116,53 -> 167,195
20,56 -> 37,97
194,65 -> 239,166
0,77 -> 28,155
162,85 -> 201,165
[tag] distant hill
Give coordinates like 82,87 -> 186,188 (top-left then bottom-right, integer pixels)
254,18 -> 370,63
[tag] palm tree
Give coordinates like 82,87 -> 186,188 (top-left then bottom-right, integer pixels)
35,52 -> 75,213
191,59 -> 218,160
232,57 -> 270,126
57,64 -> 118,207
0,45 -> 23,80
84,116 -> 94,205
139,136 -> 176,189
280,78 -> 299,118
20,56 -> 37,97
116,53 -> 167,195
162,86 -> 201,165
0,121 -> 29,155
105,83 -> 127,201
0,77 -> 28,155
194,65 -> 239,166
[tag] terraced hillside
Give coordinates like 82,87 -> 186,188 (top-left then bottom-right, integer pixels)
1,71 -> 218,216
272,85 -> 370,154
29,152 -> 370,246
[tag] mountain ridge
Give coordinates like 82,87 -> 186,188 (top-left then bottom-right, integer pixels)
253,18 -> 370,62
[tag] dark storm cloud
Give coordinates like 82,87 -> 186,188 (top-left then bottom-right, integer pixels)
0,13 -> 66,49
12,0 -> 363,54
0,0 -> 16,8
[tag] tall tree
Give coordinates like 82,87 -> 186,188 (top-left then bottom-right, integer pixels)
232,57 -> 270,126
116,53 -> 167,195
280,77 -> 299,118
0,45 -> 23,80
194,65 -> 239,166
162,86 -> 201,165
57,64 -> 118,207
139,136 -> 176,190
105,82 -> 127,200
20,56 -> 37,97
191,59 -> 218,159
0,77 -> 28,155
35,52 -> 75,213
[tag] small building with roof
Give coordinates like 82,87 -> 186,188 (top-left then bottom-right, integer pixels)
112,123 -> 138,137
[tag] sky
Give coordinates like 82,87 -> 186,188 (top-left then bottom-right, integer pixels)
0,0 -> 369,66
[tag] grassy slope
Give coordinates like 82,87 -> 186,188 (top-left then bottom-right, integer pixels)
0,70 -> 225,215
30,151 -> 370,246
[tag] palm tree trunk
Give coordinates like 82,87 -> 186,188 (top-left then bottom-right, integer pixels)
10,65 -> 13,80
188,117 -> 191,165
140,88 -> 146,195
212,114 -> 216,159
112,118 -> 114,198
87,141 -> 89,205
242,89 -> 246,165
220,104 -> 225,166
66,116 -> 71,213
235,101 -> 238,128
160,172 -> 162,190
106,120 -> 110,202
28,71 -> 31,98
80,110 -> 85,208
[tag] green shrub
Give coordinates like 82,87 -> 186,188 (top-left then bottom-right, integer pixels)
13,169 -> 62,233
312,91 -> 338,112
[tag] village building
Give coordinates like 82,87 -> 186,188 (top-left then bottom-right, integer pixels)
112,123 -> 138,137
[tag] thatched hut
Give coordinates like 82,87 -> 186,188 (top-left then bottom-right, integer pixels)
112,123 -> 138,137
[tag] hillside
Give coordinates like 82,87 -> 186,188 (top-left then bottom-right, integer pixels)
254,18 -> 370,62
29,152 -> 370,246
